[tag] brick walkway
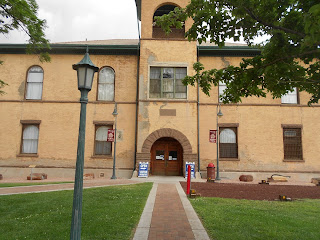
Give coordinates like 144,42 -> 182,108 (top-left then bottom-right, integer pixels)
148,183 -> 195,240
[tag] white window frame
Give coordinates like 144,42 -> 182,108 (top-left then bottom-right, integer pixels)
25,66 -> 44,100
219,81 -> 227,103
97,67 -> 115,101
281,88 -> 298,104
21,122 -> 40,154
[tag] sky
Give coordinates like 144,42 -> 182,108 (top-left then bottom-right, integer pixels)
0,0 -> 139,44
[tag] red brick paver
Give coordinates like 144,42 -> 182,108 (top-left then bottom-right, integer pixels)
148,183 -> 195,240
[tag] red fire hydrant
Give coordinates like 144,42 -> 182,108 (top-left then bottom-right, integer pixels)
207,163 -> 216,181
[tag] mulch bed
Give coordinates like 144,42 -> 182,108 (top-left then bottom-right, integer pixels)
180,182 -> 320,201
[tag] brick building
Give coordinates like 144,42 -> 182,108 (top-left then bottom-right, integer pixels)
0,0 -> 319,181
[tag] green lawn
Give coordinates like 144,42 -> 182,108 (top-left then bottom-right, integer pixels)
191,197 -> 320,240
0,181 -> 74,188
0,182 -> 153,240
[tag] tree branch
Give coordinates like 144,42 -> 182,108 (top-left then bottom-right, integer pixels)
1,5 -> 33,39
243,7 -> 306,38
261,49 -> 320,68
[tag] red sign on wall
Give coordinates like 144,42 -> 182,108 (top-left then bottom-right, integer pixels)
107,129 -> 115,142
209,130 -> 217,143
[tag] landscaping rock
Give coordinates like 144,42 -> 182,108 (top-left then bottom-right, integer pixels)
239,175 -> 253,182
268,175 -> 288,182
27,173 -> 47,180
311,178 -> 320,184
84,173 -> 95,180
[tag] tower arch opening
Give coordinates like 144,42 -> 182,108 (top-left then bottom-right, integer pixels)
152,4 -> 185,39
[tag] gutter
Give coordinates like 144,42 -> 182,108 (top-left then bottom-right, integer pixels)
0,44 -> 139,55
133,6 -> 141,172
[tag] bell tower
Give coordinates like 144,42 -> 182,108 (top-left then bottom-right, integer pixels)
136,0 -> 194,39
134,0 -> 199,175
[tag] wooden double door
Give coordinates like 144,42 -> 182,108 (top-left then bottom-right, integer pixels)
151,138 -> 183,176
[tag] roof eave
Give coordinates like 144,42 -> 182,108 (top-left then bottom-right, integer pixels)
198,46 -> 261,57
0,43 -> 139,55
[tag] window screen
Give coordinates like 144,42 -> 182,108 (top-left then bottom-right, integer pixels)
283,128 -> 302,159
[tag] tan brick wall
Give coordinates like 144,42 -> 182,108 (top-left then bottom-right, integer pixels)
0,53 -> 138,174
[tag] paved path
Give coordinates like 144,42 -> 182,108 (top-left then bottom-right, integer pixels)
133,177 -> 210,240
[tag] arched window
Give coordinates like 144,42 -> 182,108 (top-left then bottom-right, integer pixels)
153,5 -> 185,39
95,126 -> 112,155
22,125 -> 39,154
219,128 -> 238,158
98,67 -> 115,101
26,66 -> 43,100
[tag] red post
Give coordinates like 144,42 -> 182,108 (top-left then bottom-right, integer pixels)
187,165 -> 191,195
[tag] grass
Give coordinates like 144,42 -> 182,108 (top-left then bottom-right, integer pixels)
0,181 -> 74,188
190,197 -> 320,240
0,182 -> 153,240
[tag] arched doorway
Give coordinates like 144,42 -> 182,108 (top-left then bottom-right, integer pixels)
151,137 -> 183,176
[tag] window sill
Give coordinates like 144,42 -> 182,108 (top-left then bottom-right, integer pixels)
220,158 -> 240,161
148,98 -> 188,101
17,153 -> 39,158
283,159 -> 305,162
91,155 -> 112,159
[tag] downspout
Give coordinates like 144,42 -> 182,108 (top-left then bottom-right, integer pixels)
133,13 -> 141,172
197,46 -> 200,173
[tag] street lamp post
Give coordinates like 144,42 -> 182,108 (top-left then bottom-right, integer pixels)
111,103 -> 118,179
216,104 -> 223,180
70,49 -> 99,240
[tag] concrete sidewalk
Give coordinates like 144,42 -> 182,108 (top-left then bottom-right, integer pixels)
0,179 -> 139,195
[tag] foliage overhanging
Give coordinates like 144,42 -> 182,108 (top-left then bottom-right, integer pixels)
156,0 -> 320,104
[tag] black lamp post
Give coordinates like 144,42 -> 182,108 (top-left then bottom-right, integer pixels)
70,49 -> 99,240
111,103 -> 118,179
216,104 -> 223,180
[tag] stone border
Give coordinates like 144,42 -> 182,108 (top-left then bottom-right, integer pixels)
133,183 -> 158,240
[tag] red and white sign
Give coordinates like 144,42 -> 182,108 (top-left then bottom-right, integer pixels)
209,130 -> 217,143
107,129 -> 115,142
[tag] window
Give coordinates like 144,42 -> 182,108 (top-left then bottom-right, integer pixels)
149,67 -> 187,99
219,81 -> 227,102
98,67 -> 115,101
94,125 -> 112,155
219,127 -> 238,158
21,123 -> 40,154
283,128 -> 303,160
281,88 -> 298,104
26,66 -> 44,100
